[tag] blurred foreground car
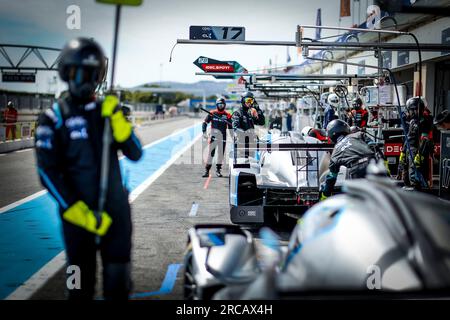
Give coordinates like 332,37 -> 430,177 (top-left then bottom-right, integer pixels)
184,166 -> 450,299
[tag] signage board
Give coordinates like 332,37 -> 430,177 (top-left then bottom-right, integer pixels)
2,72 -> 36,83
190,26 -> 245,41
194,56 -> 246,79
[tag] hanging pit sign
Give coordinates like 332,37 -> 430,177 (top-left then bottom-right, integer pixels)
190,26 -> 245,41
194,56 -> 247,79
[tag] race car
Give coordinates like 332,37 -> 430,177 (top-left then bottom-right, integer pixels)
184,169 -> 450,300
228,129 -> 347,226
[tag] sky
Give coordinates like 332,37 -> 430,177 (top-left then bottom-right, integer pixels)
0,0 -> 366,93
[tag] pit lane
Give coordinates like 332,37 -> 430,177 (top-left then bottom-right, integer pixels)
0,116 -> 206,299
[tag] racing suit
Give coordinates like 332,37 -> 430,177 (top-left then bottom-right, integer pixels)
323,104 -> 335,129
232,106 -> 265,159
309,128 -> 329,143
202,109 -> 231,171
35,94 -> 142,299
352,108 -> 369,128
321,132 -> 377,197
3,107 -> 18,140
400,109 -> 433,189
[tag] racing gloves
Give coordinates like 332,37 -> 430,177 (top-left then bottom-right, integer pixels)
319,192 -> 328,201
414,154 -> 424,167
319,184 -> 329,201
102,95 -> 132,143
399,152 -> 406,165
63,200 -> 112,236
384,159 -> 391,176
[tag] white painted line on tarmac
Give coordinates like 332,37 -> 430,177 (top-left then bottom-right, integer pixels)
189,202 -> 199,217
0,190 -> 47,215
5,126 -> 202,300
14,149 -> 33,153
6,251 -> 66,300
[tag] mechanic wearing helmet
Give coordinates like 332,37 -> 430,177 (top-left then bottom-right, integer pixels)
323,93 -> 339,129
231,92 -> 265,131
34,38 -> 142,300
319,119 -> 378,200
399,97 -> 433,190
202,97 -> 231,177
2,101 -> 18,140
351,97 -> 369,128
301,126 -> 329,143
231,92 -> 265,159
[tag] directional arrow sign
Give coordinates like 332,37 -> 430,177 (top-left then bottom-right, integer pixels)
194,56 -> 247,79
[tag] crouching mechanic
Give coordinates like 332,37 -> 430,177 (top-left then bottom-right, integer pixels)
319,119 -> 378,200
35,38 -> 142,300
202,97 -> 231,177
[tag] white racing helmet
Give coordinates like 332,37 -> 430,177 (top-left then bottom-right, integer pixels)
301,126 -> 313,137
327,93 -> 340,107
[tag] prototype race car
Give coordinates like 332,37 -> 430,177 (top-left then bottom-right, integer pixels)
184,168 -> 450,300
228,130 -> 347,225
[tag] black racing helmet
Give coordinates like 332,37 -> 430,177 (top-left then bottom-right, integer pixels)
241,91 -> 255,108
216,97 -> 226,111
405,97 -> 425,117
326,119 -> 351,143
352,97 -> 363,110
58,38 -> 106,100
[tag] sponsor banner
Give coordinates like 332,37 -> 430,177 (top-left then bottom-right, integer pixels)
384,143 -> 403,156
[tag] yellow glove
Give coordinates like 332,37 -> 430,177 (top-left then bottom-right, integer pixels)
102,95 -> 132,143
319,193 -> 328,201
399,152 -> 406,164
414,154 -> 424,167
63,201 -> 112,236
384,160 -> 391,176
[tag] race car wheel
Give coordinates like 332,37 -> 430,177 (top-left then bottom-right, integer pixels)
183,246 -> 197,300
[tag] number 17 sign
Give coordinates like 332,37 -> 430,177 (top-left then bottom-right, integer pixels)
189,26 -> 245,41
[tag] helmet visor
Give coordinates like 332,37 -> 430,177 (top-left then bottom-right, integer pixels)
244,97 -> 254,105
69,66 -> 100,85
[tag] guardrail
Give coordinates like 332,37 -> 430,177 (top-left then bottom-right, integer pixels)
0,121 -> 37,142
129,113 -> 182,126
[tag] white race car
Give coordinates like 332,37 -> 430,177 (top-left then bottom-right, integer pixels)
228,130 -> 347,226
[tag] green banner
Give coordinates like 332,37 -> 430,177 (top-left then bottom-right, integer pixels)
96,0 -> 142,6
